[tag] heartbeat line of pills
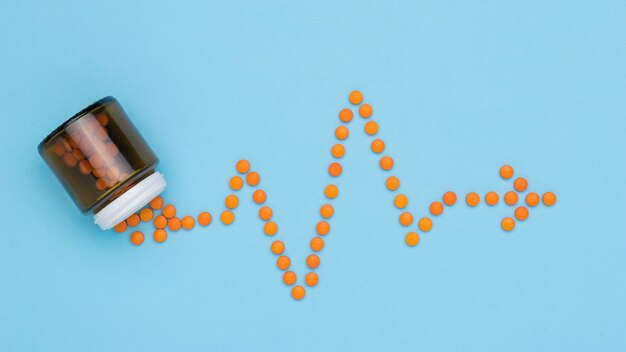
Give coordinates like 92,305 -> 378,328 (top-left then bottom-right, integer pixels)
113,90 -> 557,301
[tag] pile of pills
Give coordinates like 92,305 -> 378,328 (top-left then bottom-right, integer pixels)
113,90 -> 557,301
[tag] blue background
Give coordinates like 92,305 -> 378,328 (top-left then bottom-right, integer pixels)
1,1 -> 624,351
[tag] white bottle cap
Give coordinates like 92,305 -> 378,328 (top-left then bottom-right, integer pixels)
93,171 -> 166,230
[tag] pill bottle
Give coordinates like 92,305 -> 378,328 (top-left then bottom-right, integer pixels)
38,97 -> 166,230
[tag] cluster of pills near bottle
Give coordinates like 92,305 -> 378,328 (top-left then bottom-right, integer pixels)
113,90 -> 557,300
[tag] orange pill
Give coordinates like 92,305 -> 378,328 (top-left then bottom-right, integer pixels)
504,191 -> 518,205
277,255 -> 291,270
466,192 -> 480,207
253,190 -> 267,204
153,229 -> 167,243
430,202 -> 444,216
394,194 -> 408,209
325,185 -> 339,199
405,232 -> 420,247
126,213 -> 140,227
328,162 -> 342,177
443,191 -> 457,206
359,104 -> 373,118
310,237 -> 325,251
307,254 -> 320,269
271,240 -> 285,255
418,217 -> 433,232
283,271 -> 297,286
364,121 -> 379,135
349,90 -> 363,105
130,231 -> 144,246
320,204 -> 334,219
198,212 -> 212,226
236,159 -> 250,174
305,272 -> 319,287
167,217 -> 182,231
485,192 -> 499,206
542,192 -> 557,206
181,216 -> 195,230
515,206 -> 529,221
230,176 -> 244,191
399,212 -> 413,226
514,177 -> 528,192
113,221 -> 128,233
500,165 -> 514,179
371,139 -> 385,153
264,221 -> 278,236
386,176 -> 400,191
225,194 -> 239,209
525,192 -> 540,207
162,204 -> 176,218
335,126 -> 349,140
259,206 -> 273,221
316,221 -> 330,235
380,156 -> 394,170
78,160 -> 92,175
339,108 -> 353,123
221,210 -> 235,225
291,285 -> 306,300
331,144 -> 345,159
246,172 -> 260,187
149,196 -> 164,210
139,208 -> 153,222
154,215 -> 167,229
63,153 -> 77,167
501,217 -> 515,231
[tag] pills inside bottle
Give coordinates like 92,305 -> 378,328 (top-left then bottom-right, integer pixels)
38,97 -> 166,230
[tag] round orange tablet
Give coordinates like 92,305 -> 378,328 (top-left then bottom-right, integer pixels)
246,172 -> 260,187
418,217 -> 433,232
236,159 -> 250,174
364,121 -> 378,135
325,185 -> 339,199
328,162 -> 342,177
339,108 -> 353,123
466,192 -> 480,207
500,165 -> 514,179
230,176 -> 244,191
253,190 -> 267,204
221,210 -> 235,225
259,206 -> 273,221
371,139 -> 385,153
349,90 -> 363,105
504,191 -> 518,205
283,271 -> 297,286
331,144 -> 345,159
335,126 -> 349,140
405,232 -> 420,247
380,156 -> 394,170
198,212 -> 212,226
149,196 -> 164,210
399,212 -> 413,226
264,221 -> 278,236
154,215 -> 167,229
140,208 -> 153,222
182,216 -> 195,230
168,217 -> 181,231
542,192 -> 557,206
501,217 -> 515,231
525,192 -> 540,207
153,229 -> 167,243
316,221 -> 330,235
306,254 -> 320,269
394,194 -> 408,209
225,194 -> 239,209
514,177 -> 528,192
114,221 -> 127,233
310,237 -> 325,252
305,272 -> 319,287
320,204 -> 334,219
359,104 -> 373,118
271,240 -> 285,255
277,255 -> 291,270
162,204 -> 176,218
485,192 -> 499,206
130,231 -> 144,246
126,213 -> 140,227
430,202 -> 443,216
386,176 -> 400,191
443,191 -> 457,206
291,285 -> 305,300
515,206 -> 529,221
